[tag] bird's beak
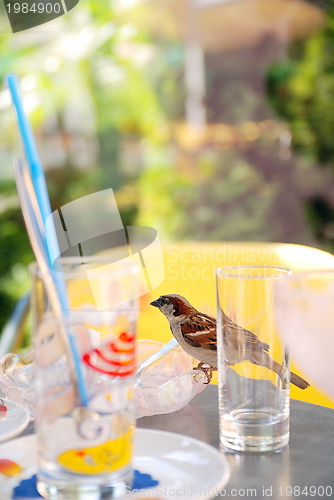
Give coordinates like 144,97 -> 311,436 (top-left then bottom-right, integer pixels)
150,298 -> 162,308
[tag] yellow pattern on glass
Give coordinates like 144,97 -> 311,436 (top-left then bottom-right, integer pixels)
58,429 -> 133,475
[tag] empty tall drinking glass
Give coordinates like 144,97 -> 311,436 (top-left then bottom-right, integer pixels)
216,266 -> 291,452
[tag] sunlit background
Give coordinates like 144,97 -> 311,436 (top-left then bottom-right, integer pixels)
0,0 -> 333,349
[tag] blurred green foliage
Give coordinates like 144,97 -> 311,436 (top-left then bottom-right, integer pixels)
0,182 -> 32,332
0,0 -> 166,339
137,146 -> 315,245
267,4 -> 334,250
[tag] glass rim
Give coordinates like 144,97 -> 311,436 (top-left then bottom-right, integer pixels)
215,265 -> 291,279
29,255 -> 140,279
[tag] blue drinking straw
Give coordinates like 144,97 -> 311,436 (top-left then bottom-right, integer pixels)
6,75 -> 52,225
6,74 -> 60,260
7,74 -> 89,407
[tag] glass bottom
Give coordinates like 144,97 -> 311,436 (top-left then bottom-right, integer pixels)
37,466 -> 133,499
220,410 -> 289,452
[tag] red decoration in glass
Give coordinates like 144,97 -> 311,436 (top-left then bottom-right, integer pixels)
0,399 -> 7,420
82,332 -> 135,377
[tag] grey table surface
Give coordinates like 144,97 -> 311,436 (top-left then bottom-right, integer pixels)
137,385 -> 334,499
19,385 -> 334,499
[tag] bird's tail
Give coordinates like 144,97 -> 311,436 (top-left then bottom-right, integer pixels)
290,371 -> 310,390
258,352 -> 310,390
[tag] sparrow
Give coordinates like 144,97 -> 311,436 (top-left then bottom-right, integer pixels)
150,294 -> 310,389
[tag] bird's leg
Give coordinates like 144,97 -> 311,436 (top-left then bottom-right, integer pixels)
193,362 -> 217,384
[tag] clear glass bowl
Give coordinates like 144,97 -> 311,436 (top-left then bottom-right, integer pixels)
135,340 -> 207,418
0,341 -> 207,420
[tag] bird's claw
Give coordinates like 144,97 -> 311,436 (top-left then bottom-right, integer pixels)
193,362 -> 216,384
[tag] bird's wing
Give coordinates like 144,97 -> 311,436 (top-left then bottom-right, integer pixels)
180,313 -> 217,351
222,312 -> 270,352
